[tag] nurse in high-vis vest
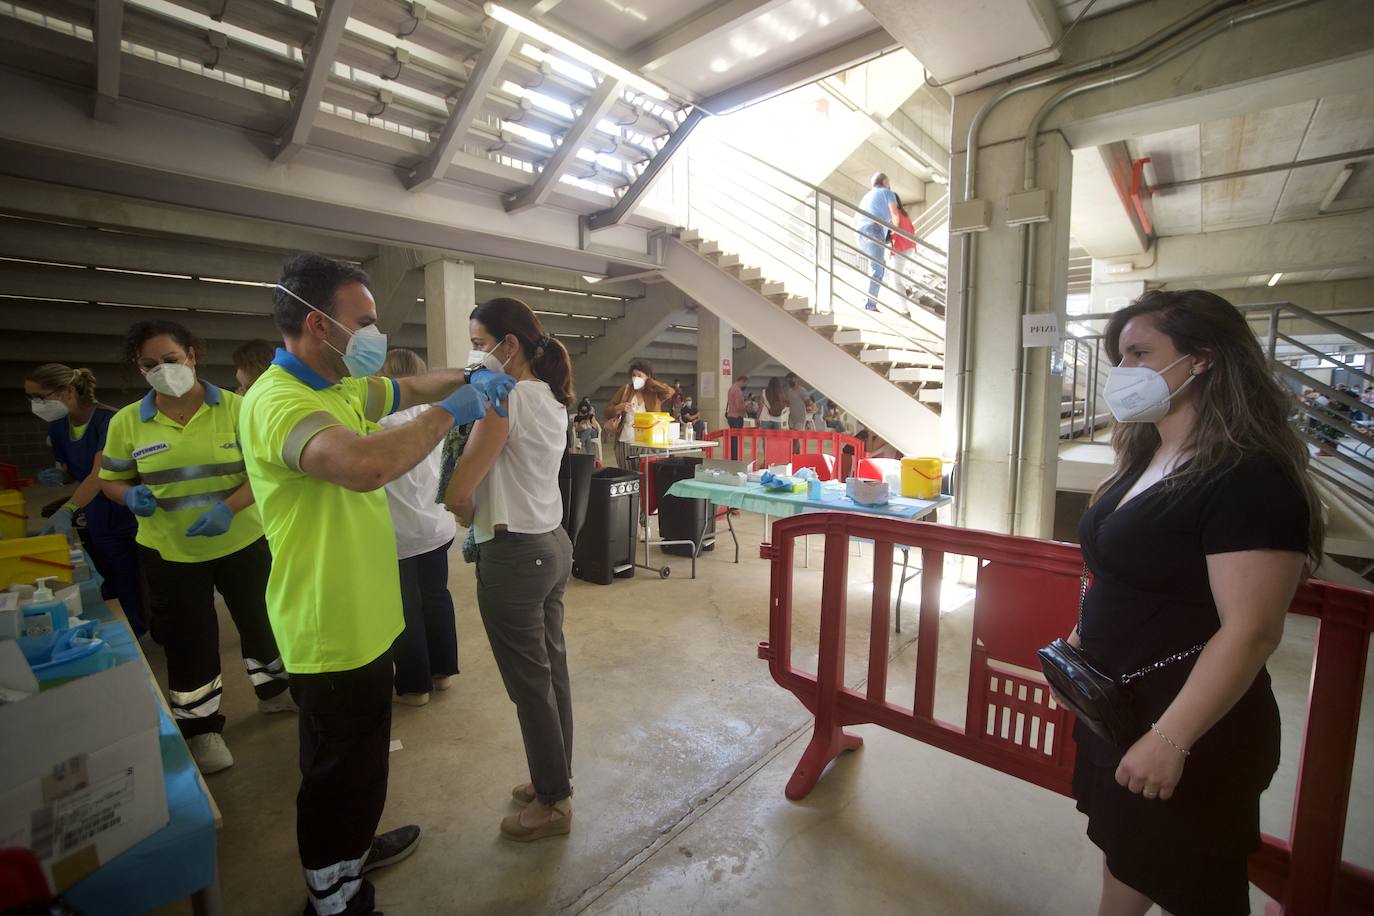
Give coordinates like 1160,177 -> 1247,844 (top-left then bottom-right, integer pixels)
100,319 -> 292,775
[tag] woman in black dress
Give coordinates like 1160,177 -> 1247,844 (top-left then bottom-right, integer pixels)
1071,290 -> 1323,916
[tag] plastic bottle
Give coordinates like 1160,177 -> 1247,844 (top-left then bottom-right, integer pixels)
20,576 -> 69,638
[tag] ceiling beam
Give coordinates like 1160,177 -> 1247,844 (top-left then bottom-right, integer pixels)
0,263 -> 276,314
700,28 -> 898,115
627,0 -> 771,71
0,298 -> 431,348
0,218 -> 290,280
408,24 -> 519,192
504,78 -> 624,214
585,108 -> 705,232
93,0 -> 123,121
1102,209 -> 1374,285
275,0 -> 356,163
0,179 -> 378,261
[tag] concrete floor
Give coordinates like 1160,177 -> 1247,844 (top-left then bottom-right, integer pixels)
87,507 -> 1374,915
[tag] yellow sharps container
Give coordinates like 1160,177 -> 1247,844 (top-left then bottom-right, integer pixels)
900,457 -> 943,499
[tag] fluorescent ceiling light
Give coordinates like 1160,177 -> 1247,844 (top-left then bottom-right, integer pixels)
1267,272 -> 1283,287
485,3 -> 671,101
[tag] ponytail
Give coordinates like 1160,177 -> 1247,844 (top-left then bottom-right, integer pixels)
26,364 -> 97,404
532,335 -> 574,407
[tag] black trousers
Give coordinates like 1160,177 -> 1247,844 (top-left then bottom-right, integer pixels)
726,415 -> 743,460
290,650 -> 392,916
392,539 -> 459,696
138,537 -> 287,738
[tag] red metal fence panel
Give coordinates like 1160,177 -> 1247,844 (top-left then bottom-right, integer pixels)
760,513 -> 1374,915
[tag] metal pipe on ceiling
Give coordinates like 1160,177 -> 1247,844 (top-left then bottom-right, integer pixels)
1151,147 -> 1374,192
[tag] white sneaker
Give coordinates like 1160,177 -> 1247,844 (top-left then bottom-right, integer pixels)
258,691 -> 298,714
187,733 -> 234,775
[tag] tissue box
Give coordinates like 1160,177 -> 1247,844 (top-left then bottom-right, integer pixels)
846,477 -> 891,506
0,658 -> 168,892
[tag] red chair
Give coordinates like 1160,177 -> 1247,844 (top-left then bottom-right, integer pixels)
856,457 -> 901,483
790,452 -> 837,481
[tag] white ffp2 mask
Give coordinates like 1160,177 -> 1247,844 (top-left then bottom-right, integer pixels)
145,363 -> 197,398
1103,355 -> 1196,423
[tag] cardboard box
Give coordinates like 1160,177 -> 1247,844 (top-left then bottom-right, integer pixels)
0,658 -> 168,891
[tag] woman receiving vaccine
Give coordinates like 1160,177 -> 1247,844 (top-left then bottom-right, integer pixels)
445,297 -> 577,842
23,364 -> 147,634
100,320 -> 291,775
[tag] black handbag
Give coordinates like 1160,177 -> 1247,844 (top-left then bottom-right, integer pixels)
1037,566 -> 1206,749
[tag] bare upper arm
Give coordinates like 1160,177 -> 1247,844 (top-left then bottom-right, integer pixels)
1206,549 -> 1304,644
445,405 -> 508,505
298,425 -> 366,488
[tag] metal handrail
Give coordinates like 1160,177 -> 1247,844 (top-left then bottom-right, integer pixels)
693,135 -> 949,258
680,135 -> 951,358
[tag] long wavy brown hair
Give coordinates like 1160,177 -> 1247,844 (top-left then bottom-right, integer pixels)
1095,289 -> 1323,570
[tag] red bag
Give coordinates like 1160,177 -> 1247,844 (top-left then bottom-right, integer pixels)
892,210 -> 917,254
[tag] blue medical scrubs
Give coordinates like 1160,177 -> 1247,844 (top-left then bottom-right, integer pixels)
48,407 -> 147,634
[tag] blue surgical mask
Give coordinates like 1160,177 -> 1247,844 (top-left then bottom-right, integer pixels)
277,283 -> 388,377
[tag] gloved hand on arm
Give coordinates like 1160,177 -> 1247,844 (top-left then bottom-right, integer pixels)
186,501 -> 234,537
467,369 -> 517,417
37,467 -> 67,486
438,386 -> 492,427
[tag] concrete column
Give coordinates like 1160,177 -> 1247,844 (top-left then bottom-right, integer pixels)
946,128 -> 1072,538
422,259 -> 475,369
696,309 -> 733,434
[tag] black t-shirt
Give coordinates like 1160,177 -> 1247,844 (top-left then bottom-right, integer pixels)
1075,452 -> 1308,770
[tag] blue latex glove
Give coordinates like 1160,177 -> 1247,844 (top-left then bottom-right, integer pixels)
37,467 -> 67,486
124,485 -> 157,517
41,508 -> 73,536
438,385 -> 492,427
186,501 -> 234,537
467,369 -> 516,417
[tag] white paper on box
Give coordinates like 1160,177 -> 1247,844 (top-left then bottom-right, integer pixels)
0,660 -> 168,890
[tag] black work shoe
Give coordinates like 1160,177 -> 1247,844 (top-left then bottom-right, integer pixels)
361,825 -> 421,874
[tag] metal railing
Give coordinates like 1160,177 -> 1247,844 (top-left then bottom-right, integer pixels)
662,134 -> 951,362
1066,302 -> 1374,510
1060,334 -> 1111,441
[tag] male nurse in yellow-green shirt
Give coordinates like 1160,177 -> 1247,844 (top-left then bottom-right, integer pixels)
240,252 -> 514,916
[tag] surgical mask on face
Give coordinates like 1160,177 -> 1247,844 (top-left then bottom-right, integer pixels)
465,342 -> 512,376
631,376 -> 646,391
145,362 -> 197,398
30,397 -> 69,422
277,283 -> 388,378
1103,354 -> 1197,423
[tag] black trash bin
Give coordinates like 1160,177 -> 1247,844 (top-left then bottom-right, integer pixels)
559,451 -> 595,545
572,467 -> 640,585
652,457 -> 714,556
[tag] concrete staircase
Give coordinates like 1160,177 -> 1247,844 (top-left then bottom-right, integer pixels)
672,227 -> 948,418
659,230 -> 942,455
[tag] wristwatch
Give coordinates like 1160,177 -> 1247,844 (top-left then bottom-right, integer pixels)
463,366 -> 482,385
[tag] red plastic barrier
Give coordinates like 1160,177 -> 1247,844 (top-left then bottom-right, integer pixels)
706,428 -> 866,473
760,513 -> 1374,915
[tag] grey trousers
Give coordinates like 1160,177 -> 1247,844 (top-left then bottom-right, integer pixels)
476,528 -> 575,805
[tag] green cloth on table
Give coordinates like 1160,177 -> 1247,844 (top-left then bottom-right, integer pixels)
665,479 -> 949,520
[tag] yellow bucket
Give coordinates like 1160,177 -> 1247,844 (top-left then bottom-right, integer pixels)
901,457 -> 943,500
0,489 -> 27,540
0,534 -> 73,589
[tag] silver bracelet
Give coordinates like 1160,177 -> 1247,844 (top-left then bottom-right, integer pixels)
1151,722 -> 1190,757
